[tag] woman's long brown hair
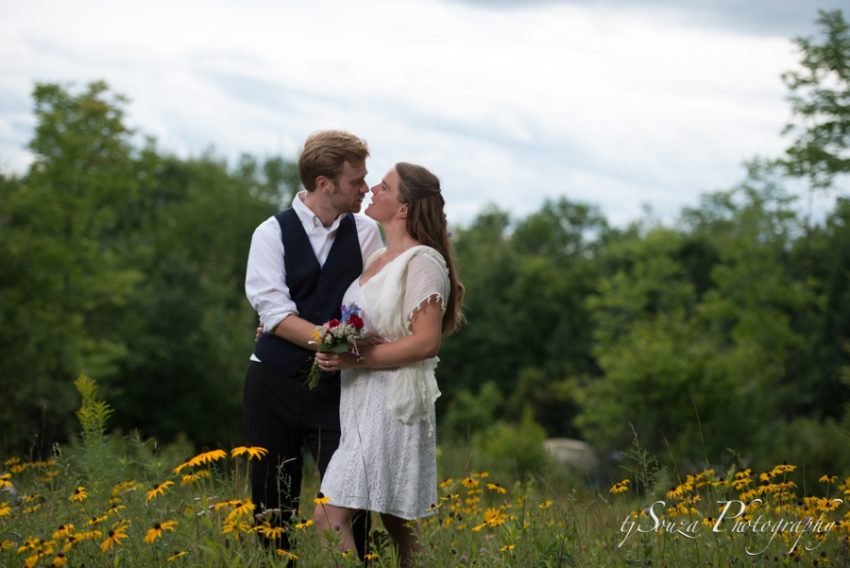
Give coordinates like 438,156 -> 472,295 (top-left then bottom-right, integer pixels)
395,162 -> 465,335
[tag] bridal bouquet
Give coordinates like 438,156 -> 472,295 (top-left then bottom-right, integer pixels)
305,303 -> 365,389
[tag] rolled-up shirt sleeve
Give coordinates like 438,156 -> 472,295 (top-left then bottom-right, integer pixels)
245,217 -> 297,332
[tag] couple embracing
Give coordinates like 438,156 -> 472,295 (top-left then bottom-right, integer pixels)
243,130 -> 464,565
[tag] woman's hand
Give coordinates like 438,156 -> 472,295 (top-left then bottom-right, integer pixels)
314,351 -> 360,373
254,324 -> 263,341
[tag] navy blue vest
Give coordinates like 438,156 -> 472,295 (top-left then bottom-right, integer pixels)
253,209 -> 363,375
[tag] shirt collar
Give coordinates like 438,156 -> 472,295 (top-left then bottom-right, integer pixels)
292,191 -> 343,232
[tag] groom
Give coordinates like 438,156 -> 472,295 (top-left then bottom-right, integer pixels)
243,130 -> 383,555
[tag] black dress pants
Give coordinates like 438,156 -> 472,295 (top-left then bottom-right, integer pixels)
243,360 -> 370,557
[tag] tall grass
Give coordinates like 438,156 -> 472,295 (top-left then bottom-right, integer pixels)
1,376 -> 848,567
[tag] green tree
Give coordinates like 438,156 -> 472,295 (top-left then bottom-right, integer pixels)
780,9 -> 850,193
0,82 -> 143,453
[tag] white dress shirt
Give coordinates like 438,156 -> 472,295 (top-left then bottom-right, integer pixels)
245,191 -> 383,336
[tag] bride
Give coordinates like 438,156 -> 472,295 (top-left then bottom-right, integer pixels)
313,162 -> 464,566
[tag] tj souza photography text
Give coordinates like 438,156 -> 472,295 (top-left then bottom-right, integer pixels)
618,498 -> 842,555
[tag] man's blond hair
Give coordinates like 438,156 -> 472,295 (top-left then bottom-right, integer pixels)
298,130 -> 370,191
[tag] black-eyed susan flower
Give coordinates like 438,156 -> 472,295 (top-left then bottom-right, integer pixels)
231,446 -> 268,460
42,469 -> 60,481
256,523 -> 286,540
0,473 -> 12,489
364,552 -> 379,561
70,486 -> 88,502
294,519 -> 314,530
461,476 -> 479,489
609,479 -> 630,495
314,494 -> 331,505
51,552 -> 68,567
3,457 -> 20,466
77,530 -> 103,542
439,478 -> 455,489
181,470 -> 211,486
483,507 -> 507,527
538,499 -> 553,510
167,550 -> 188,561
275,549 -> 299,561
89,513 -> 109,526
52,524 -> 75,540
213,498 -> 243,511
18,537 -> 44,553
146,480 -> 175,502
499,544 -> 516,552
191,449 -> 227,467
226,499 -> 255,522
100,522 -> 129,552
820,474 -> 838,484
0,502 -> 10,517
144,520 -> 178,544
111,480 -> 142,496
221,518 -> 252,534
486,482 -> 508,494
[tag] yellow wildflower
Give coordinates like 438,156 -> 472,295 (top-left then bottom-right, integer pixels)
70,486 -> 88,502
18,537 -> 44,553
231,446 -> 269,460
314,494 -> 331,505
111,480 -> 142,496
486,482 -> 508,494
0,473 -> 12,489
483,507 -> 507,527
538,499 -> 553,510
221,519 -> 252,534
146,480 -> 175,502
609,479 -> 630,495
438,478 -> 455,489
167,550 -> 188,561
89,513 -> 109,526
191,449 -> 227,466
276,549 -> 299,561
3,457 -> 21,466
100,522 -> 129,552
461,476 -> 479,489
499,544 -> 516,552
0,502 -> 10,517
226,499 -> 255,522
144,520 -> 178,544
256,523 -> 286,539
52,524 -> 75,540
294,519 -> 314,530
820,474 -> 838,484
52,552 -> 68,567
181,469 -> 211,485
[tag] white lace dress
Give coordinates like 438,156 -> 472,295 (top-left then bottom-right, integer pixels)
320,247 -> 449,520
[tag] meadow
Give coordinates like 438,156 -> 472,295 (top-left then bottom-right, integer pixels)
1,375 -> 848,567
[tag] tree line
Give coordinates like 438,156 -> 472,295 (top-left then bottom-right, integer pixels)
1,10 -> 848,474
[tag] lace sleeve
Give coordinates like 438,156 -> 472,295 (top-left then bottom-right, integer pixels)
402,252 -> 450,330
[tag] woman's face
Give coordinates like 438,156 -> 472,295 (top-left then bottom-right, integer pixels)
365,167 -> 405,223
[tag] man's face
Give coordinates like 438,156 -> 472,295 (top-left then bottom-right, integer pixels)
328,160 -> 369,214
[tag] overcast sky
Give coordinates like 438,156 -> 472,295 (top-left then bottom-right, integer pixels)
0,0 -> 845,226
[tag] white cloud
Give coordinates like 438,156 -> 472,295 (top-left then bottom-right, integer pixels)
0,0 -> 827,225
